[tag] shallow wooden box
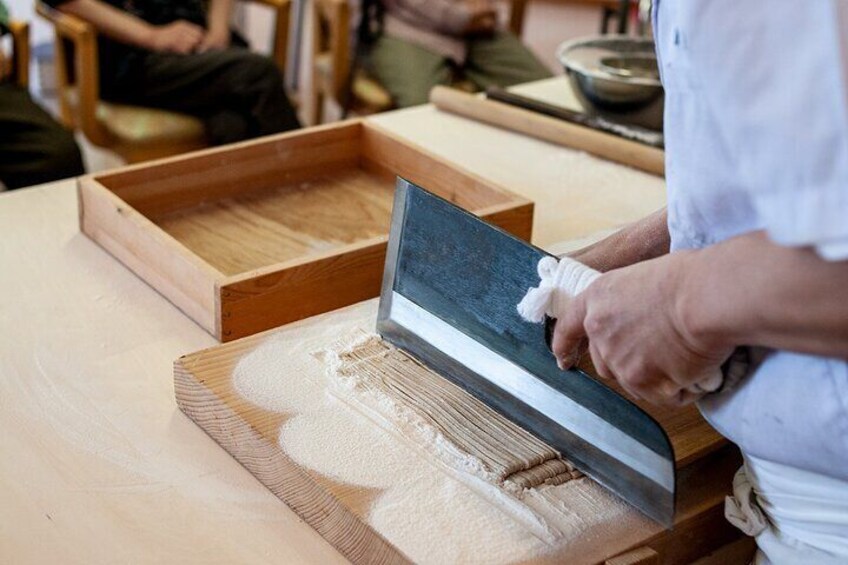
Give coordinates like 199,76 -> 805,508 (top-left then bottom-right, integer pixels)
79,120 -> 534,341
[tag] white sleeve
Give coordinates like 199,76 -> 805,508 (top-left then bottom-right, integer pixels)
700,1 -> 848,261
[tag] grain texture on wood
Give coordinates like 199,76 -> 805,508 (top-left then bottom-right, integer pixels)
155,168 -> 394,276
218,240 -> 387,340
430,86 -> 665,176
362,123 -> 514,211
176,300 -> 742,564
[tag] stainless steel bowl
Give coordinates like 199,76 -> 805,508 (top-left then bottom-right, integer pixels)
557,36 -> 664,131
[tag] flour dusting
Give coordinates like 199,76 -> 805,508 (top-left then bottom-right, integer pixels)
230,301 -> 645,564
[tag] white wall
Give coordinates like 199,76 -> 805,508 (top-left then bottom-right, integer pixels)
522,0 -> 605,73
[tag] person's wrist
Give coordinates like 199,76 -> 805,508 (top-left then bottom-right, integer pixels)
140,23 -> 159,50
207,22 -> 228,36
673,249 -> 735,354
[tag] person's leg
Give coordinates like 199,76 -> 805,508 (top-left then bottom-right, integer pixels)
463,32 -> 552,91
107,48 -> 300,145
0,84 -> 85,190
368,36 -> 453,108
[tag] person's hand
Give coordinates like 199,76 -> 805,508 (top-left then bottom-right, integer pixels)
552,252 -> 734,407
463,0 -> 497,36
148,20 -> 205,54
197,26 -> 231,53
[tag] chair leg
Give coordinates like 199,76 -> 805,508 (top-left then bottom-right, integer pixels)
311,90 -> 325,126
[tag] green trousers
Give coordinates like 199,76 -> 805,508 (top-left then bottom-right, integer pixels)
368,32 -> 552,108
0,84 -> 84,190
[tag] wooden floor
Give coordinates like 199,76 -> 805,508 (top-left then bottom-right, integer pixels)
154,167 -> 395,275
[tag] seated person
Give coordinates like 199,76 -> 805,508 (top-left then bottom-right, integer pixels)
0,1 -> 85,190
48,0 -> 300,145
363,0 -> 552,108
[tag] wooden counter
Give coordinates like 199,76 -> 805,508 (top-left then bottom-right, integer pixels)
0,77 -> 668,563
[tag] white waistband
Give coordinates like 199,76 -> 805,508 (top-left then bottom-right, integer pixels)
744,454 -> 848,559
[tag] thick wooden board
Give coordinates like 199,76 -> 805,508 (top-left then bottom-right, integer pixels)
175,300 -> 743,564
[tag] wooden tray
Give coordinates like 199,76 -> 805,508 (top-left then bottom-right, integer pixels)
79,120 -> 533,341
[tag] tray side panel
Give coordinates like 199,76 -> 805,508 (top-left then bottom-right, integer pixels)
361,122 -> 529,212
78,176 -> 219,333
96,121 -> 364,218
217,201 -> 533,342
218,240 -> 387,341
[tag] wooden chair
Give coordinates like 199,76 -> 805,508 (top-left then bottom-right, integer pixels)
311,0 -> 529,124
2,19 -> 30,88
36,0 -> 291,164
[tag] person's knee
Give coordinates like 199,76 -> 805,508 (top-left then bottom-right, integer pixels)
235,52 -> 284,90
42,130 -> 85,179
391,88 -> 431,109
205,110 -> 251,145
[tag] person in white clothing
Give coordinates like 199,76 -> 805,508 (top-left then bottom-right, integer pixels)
549,2 -> 848,562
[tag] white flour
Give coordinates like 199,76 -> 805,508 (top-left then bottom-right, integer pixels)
9,340 -> 279,519
231,301 -> 643,564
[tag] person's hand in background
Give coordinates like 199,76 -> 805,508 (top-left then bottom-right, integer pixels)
197,26 -> 231,53
148,20 -> 204,54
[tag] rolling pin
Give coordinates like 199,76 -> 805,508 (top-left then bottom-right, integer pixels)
485,87 -> 665,149
429,86 -> 665,177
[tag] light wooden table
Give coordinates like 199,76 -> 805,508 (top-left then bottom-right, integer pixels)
0,77 -> 665,564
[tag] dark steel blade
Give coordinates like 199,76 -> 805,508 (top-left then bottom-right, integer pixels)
377,178 -> 676,527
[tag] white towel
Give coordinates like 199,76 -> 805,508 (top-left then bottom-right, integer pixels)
516,256 -> 601,323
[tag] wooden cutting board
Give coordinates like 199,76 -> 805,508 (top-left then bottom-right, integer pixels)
174,300 -> 743,564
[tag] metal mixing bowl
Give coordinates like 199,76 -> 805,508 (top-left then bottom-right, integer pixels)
557,36 -> 664,131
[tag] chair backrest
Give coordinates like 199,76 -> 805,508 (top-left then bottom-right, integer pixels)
2,20 -> 30,88
507,0 -> 528,37
243,0 -> 291,77
36,1 -> 108,144
313,0 -> 351,104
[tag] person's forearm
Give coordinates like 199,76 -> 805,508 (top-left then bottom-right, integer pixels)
681,231 -> 848,358
569,207 -> 670,272
205,0 -> 233,35
58,0 -> 155,50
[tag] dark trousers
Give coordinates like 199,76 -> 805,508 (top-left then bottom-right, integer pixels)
369,32 -> 553,108
106,47 -> 300,146
0,83 -> 85,190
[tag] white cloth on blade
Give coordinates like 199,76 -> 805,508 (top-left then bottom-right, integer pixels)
726,455 -> 848,564
516,256 -> 600,323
